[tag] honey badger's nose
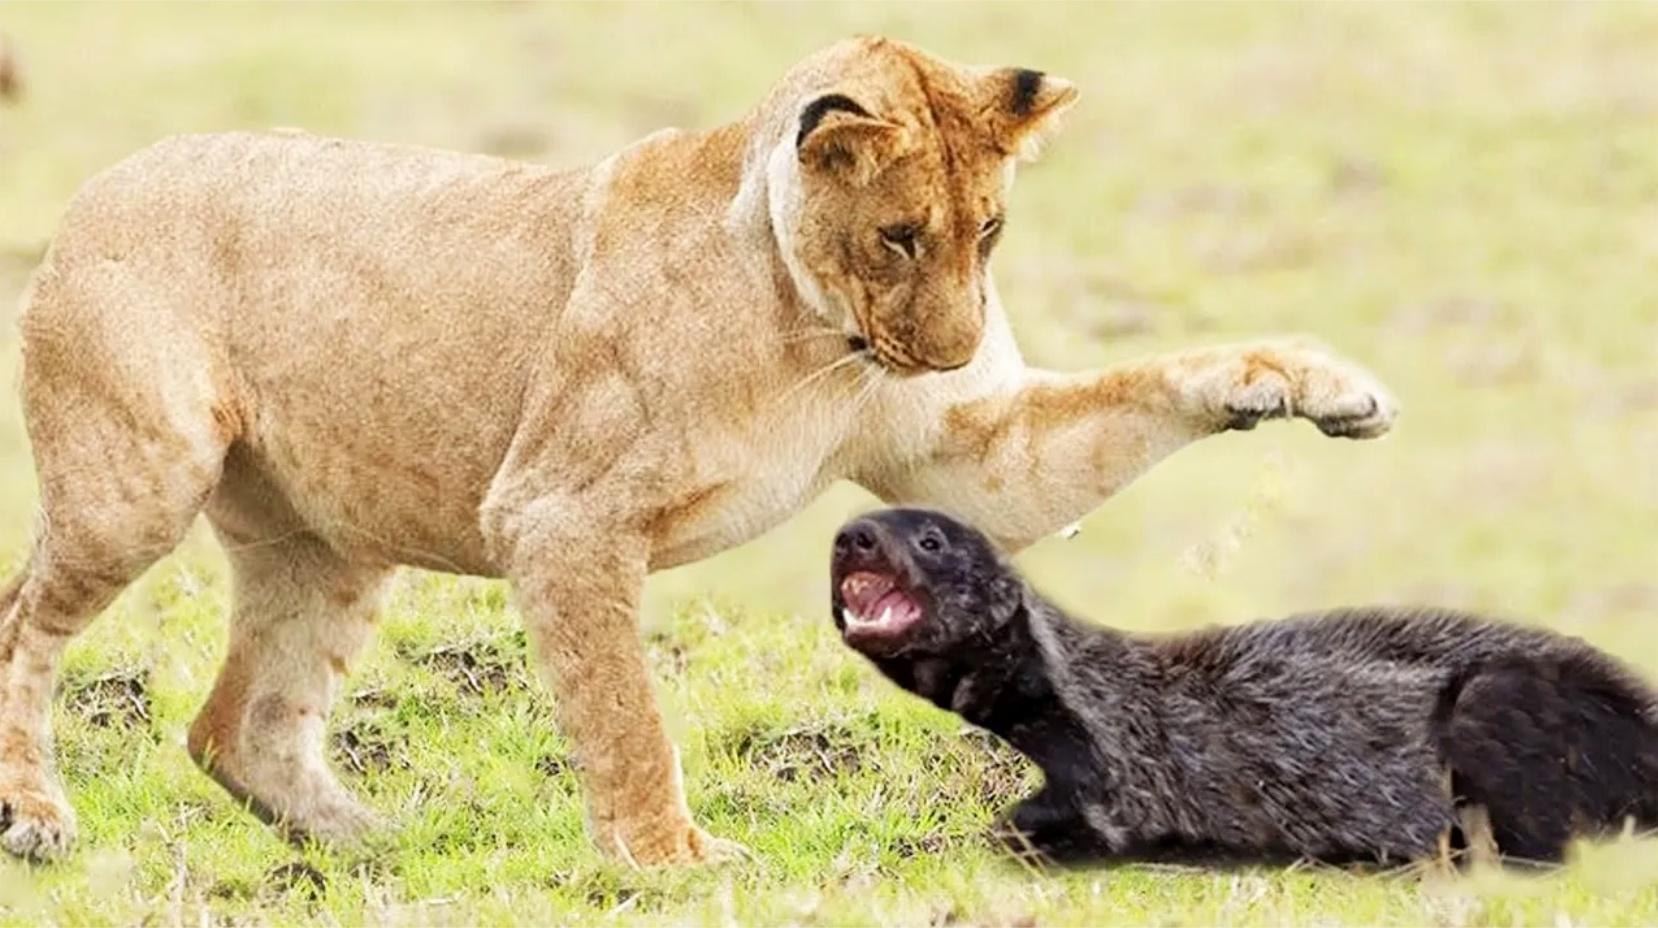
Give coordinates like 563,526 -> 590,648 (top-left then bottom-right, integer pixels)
834,518 -> 881,555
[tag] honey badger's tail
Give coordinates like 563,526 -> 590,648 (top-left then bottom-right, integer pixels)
1434,651 -> 1658,864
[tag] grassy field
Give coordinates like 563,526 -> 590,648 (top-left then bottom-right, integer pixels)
2,3 -> 1657,924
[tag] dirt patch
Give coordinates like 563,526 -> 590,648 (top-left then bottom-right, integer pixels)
348,686 -> 400,710
550,867 -> 654,914
729,724 -> 863,783
535,753 -> 574,778
63,669 -> 151,730
891,831 -> 959,859
330,718 -> 406,776
585,886 -> 639,911
952,729 -> 1037,807
264,861 -> 327,899
410,633 -> 530,697
645,629 -> 689,676
207,878 -> 258,902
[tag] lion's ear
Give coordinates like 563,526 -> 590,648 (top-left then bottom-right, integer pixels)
796,93 -> 908,186
981,68 -> 1079,162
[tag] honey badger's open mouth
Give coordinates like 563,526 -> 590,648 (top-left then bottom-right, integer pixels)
838,571 -> 923,644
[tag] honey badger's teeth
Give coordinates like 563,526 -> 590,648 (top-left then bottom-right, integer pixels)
843,605 -> 901,632
843,605 -> 899,630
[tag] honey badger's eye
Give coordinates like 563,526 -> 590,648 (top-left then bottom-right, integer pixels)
916,529 -> 946,553
879,223 -> 920,259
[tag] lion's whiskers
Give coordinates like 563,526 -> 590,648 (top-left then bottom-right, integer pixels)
850,362 -> 885,418
775,350 -> 866,407
775,327 -> 852,347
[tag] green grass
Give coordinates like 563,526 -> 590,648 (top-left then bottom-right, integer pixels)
2,2 -> 1657,924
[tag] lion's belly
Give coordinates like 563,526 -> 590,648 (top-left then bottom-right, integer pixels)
227,291 -> 549,573
230,421 -> 502,576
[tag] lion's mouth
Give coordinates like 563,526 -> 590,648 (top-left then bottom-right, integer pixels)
852,326 -> 969,378
844,314 -> 926,377
838,571 -> 923,643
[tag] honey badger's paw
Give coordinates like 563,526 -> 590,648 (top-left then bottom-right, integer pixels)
993,792 -> 1102,864
1195,340 -> 1398,439
0,775 -> 76,861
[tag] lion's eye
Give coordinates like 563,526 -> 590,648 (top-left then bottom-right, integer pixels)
879,224 -> 920,259
978,216 -> 1003,239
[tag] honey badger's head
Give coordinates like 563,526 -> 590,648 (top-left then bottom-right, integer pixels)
829,507 -> 1023,659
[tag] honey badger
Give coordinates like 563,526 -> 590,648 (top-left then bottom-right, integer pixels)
830,507 -> 1658,866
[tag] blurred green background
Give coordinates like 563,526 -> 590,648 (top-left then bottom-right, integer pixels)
0,3 -> 1655,925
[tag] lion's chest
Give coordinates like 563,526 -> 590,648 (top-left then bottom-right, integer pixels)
640,339 -> 1012,572
646,401 -> 862,570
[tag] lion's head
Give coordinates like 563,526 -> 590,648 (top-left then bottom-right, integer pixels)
764,38 -> 1077,376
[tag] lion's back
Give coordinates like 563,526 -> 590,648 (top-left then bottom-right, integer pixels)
43,131 -> 582,283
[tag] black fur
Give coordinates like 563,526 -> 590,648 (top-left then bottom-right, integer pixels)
1010,69 -> 1045,116
830,508 -> 1658,866
797,93 -> 872,148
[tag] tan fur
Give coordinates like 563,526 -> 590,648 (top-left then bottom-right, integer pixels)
0,37 -> 1395,863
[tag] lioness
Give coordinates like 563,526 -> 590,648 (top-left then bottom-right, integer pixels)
2,36 -> 1393,863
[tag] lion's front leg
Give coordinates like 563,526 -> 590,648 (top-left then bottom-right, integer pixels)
864,338 -> 1396,549
506,524 -> 739,866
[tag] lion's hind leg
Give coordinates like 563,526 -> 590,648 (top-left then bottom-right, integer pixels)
187,517 -> 390,847
0,267 -> 233,859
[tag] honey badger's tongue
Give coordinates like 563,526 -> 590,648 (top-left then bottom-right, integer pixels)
839,571 -> 923,643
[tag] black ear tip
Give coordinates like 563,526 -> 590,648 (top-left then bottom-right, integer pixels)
1011,68 -> 1045,116
797,93 -> 874,148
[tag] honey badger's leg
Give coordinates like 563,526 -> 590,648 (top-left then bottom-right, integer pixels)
1459,804 -> 1501,868
1,264 -> 232,859
1441,656 -> 1658,866
1000,786 -> 1106,862
863,339 -> 1395,548
1430,766 -> 1461,875
187,529 -> 390,845
1437,662 -> 1574,864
